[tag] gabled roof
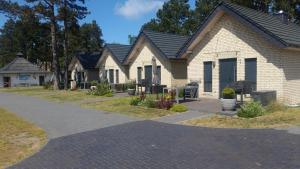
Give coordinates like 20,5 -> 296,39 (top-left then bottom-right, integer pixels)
178,1 -> 300,58
75,52 -> 101,69
106,44 -> 132,63
142,30 -> 190,59
0,57 -> 48,74
124,29 -> 190,63
223,2 -> 300,47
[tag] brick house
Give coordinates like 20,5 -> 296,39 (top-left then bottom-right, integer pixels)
96,44 -> 131,84
124,29 -> 189,88
178,2 -> 300,105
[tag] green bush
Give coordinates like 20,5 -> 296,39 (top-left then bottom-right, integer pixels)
265,101 -> 287,113
43,82 -> 53,90
222,87 -> 235,99
178,88 -> 184,98
170,104 -> 188,112
126,80 -> 136,89
141,97 -> 156,108
237,101 -> 266,118
130,97 -> 141,106
89,82 -> 112,96
90,80 -> 98,86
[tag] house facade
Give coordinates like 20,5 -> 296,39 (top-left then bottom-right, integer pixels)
68,52 -> 101,84
179,2 -> 300,105
97,44 -> 131,84
124,30 -> 189,88
0,55 -> 52,87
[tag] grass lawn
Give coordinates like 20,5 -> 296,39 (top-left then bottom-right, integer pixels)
0,87 -> 101,103
82,97 -> 179,119
0,108 -> 46,169
183,108 -> 300,128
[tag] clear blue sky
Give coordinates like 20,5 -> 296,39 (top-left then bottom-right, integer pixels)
0,0 -> 195,45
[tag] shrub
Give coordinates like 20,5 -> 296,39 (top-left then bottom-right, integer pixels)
141,97 -> 156,108
127,80 -> 136,89
90,80 -> 98,86
155,97 -> 174,110
265,101 -> 287,113
222,87 -> 235,99
130,97 -> 141,106
237,101 -> 266,118
89,82 -> 112,96
170,104 -> 188,112
43,82 -> 53,90
178,88 -> 184,98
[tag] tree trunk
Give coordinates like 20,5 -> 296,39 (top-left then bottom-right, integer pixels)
63,0 -> 68,90
50,4 -> 60,90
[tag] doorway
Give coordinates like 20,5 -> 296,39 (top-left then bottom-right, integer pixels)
3,76 -> 11,87
39,76 -> 45,86
219,58 -> 237,97
144,65 -> 152,93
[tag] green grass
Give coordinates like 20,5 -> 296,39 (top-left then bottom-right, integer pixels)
0,87 -> 102,103
82,97 -> 178,119
183,108 -> 300,129
0,108 -> 46,169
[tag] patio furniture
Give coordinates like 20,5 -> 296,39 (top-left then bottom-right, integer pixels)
184,82 -> 199,100
251,90 -> 276,106
230,80 -> 255,104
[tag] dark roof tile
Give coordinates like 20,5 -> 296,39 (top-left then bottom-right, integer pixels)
106,44 -> 132,63
76,52 -> 101,69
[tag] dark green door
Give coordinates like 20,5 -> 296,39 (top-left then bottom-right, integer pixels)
219,58 -> 237,97
144,65 -> 152,93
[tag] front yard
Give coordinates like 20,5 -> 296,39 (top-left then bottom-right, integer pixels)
0,87 -> 185,119
83,96 -> 180,119
0,108 -> 46,168
0,87 -> 101,103
183,107 -> 300,128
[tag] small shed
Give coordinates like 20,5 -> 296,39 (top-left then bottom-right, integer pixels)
0,54 -> 52,87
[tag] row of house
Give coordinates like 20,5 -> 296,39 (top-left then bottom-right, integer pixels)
69,2 -> 300,105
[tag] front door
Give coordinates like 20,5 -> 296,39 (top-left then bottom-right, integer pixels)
39,76 -> 45,86
3,77 -> 11,88
144,65 -> 152,93
219,58 -> 237,97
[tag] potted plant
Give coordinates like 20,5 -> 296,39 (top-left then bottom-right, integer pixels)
221,87 -> 236,111
127,80 -> 136,95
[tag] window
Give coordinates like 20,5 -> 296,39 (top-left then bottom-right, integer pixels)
116,69 -> 119,84
137,67 -> 142,84
204,62 -> 213,92
109,69 -> 114,83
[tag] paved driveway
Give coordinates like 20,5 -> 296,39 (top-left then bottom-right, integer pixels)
1,93 -> 300,169
0,93 -> 139,138
10,121 -> 300,169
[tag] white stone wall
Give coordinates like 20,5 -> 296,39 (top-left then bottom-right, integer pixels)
187,14 -> 300,104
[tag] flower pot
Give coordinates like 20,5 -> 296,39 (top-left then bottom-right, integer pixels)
127,89 -> 136,95
221,98 -> 236,111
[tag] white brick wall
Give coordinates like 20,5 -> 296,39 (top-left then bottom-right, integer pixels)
187,14 -> 300,105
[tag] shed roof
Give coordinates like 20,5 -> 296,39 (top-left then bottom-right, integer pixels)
0,57 -> 48,74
